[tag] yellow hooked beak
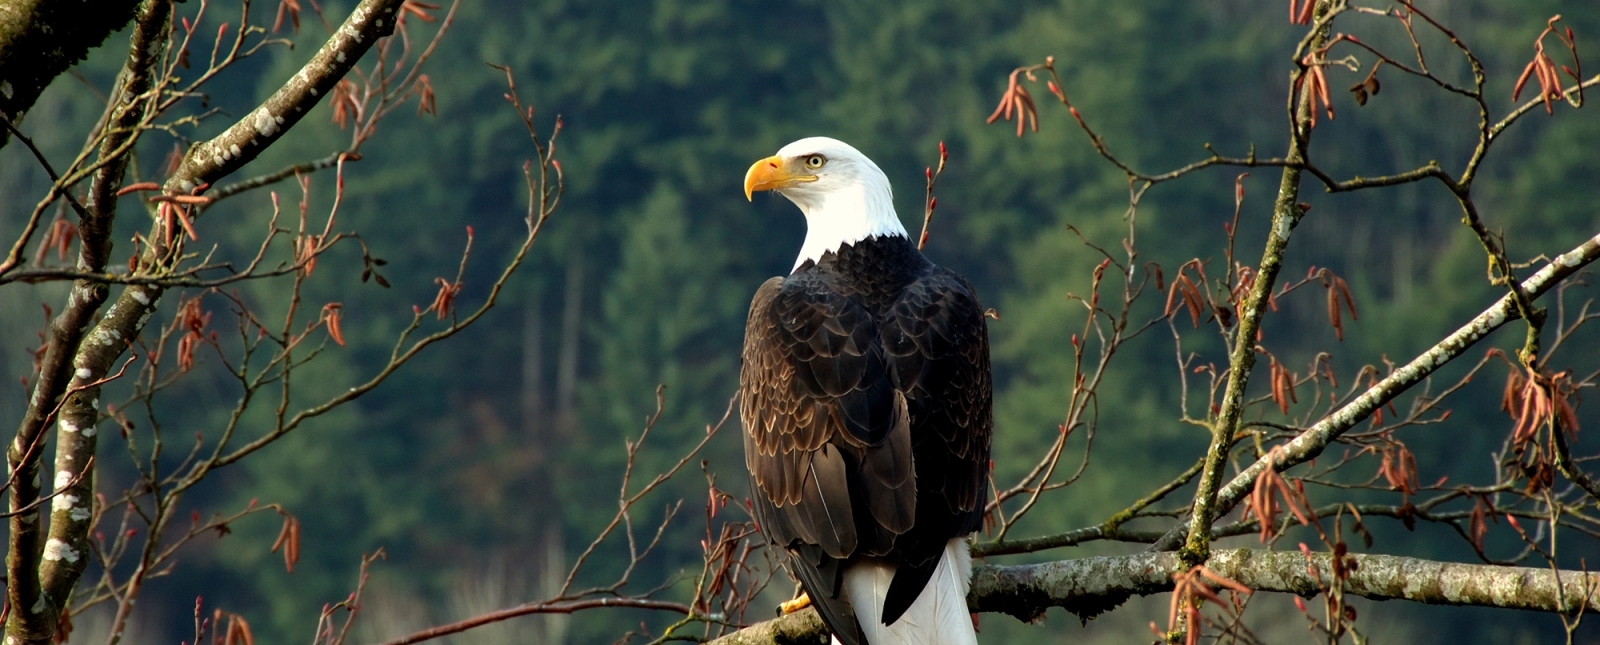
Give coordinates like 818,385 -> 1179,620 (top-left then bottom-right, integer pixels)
743,155 -> 817,201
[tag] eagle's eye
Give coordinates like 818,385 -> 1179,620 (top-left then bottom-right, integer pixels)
804,154 -> 826,169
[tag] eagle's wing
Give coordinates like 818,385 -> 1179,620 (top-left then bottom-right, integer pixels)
740,273 -> 917,645
870,266 -> 992,623
742,265 -> 993,634
742,273 -> 918,552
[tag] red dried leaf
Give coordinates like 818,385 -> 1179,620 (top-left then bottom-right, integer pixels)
1281,361 -> 1298,406
160,202 -> 199,242
1501,369 -> 1526,416
1168,565 -> 1250,645
1313,65 -> 1334,121
431,278 -> 462,320
1178,275 -> 1203,328
986,69 -> 1040,139
272,0 -> 301,33
1513,60 -> 1539,101
1247,448 -> 1315,542
1327,283 -> 1343,341
297,236 -> 320,276
1163,279 -> 1182,319
398,0 -> 440,26
1291,0 -> 1315,25
1377,441 -> 1419,494
1511,368 -> 1551,446
270,513 -> 301,573
1516,16 -> 1581,112
34,216 -> 78,265
416,74 -> 437,117
322,303 -> 345,346
331,79 -> 361,130
1468,497 -> 1492,553
1334,277 -> 1357,320
1270,358 -> 1289,414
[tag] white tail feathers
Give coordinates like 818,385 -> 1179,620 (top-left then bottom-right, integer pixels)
832,538 -> 977,645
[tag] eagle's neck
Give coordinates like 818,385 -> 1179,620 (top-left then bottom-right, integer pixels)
792,180 -> 908,272
802,235 -> 931,312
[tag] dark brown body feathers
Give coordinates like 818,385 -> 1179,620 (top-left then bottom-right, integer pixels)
740,234 -> 992,645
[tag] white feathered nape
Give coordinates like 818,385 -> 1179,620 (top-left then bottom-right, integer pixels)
833,538 -> 978,645
766,137 -> 909,272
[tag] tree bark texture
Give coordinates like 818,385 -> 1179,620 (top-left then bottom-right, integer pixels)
710,549 -> 1600,644
0,0 -> 143,148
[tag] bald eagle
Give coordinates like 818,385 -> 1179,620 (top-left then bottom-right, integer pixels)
740,137 -> 992,645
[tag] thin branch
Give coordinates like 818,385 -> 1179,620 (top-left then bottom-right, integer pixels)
1153,227 -> 1600,551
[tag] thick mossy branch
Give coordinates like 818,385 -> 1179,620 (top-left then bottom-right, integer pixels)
706,609 -> 830,645
711,549 -> 1600,644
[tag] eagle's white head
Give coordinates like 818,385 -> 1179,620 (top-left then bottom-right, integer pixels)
744,136 -> 910,271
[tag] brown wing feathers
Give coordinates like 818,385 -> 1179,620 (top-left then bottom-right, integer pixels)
741,248 -> 991,640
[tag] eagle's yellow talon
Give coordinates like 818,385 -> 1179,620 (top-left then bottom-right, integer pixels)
778,592 -> 812,615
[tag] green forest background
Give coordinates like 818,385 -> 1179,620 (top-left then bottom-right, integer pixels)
2,0 -> 1599,643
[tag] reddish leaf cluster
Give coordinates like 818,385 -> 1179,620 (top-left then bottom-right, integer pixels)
320,303 -> 345,346
1289,0 -> 1315,25
33,216 -> 78,265
1327,540 -> 1360,585
430,278 -> 462,320
1290,537 -> 1363,638
1297,53 -> 1336,128
1357,364 -> 1400,427
359,245 -> 391,287
1246,447 -> 1315,542
1502,366 -> 1581,446
415,74 -> 437,117
986,68 -> 1040,138
136,183 -> 212,245
272,0 -> 301,34
217,611 -> 256,645
330,79 -> 363,130
1513,16 -> 1584,114
1266,353 -> 1299,414
1375,440 -> 1419,495
1320,271 -> 1357,341
696,479 -> 762,622
1161,565 -> 1251,645
1163,261 -> 1208,328
397,0 -> 440,28
157,201 -> 200,244
175,296 -> 213,373
296,235 -> 322,276
1466,495 -> 1501,554
270,512 -> 301,574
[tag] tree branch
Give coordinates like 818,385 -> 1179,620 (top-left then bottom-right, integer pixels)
161,0 -> 402,195
1153,225 -> 1600,552
0,0 -> 143,150
4,2 -> 405,643
711,549 -> 1600,644
1183,0 -> 1334,565
5,1 -> 171,640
